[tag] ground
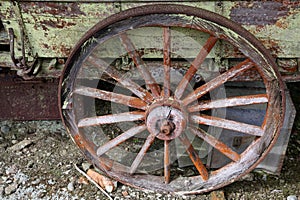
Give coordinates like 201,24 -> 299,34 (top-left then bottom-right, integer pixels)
0,82 -> 299,200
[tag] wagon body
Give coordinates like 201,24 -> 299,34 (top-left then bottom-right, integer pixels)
0,1 -> 300,80
0,0 -> 298,194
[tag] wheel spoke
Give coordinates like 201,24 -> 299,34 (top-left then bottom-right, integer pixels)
74,86 -> 148,110
164,140 -> 171,184
163,27 -> 171,98
87,55 -> 154,104
78,111 -> 145,127
130,133 -> 156,174
191,114 -> 264,136
183,59 -> 255,106
178,133 -> 209,181
188,94 -> 268,112
175,36 -> 218,99
97,125 -> 147,156
189,126 -> 240,162
119,33 -> 161,97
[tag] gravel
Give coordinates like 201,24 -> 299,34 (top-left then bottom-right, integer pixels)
0,119 -> 299,200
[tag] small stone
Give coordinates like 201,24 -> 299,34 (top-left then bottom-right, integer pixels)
287,195 -> 298,200
77,176 -> 89,185
271,189 -> 282,193
26,161 -> 34,168
82,162 -> 92,172
8,139 -> 34,152
11,140 -> 18,145
4,183 -> 18,195
32,179 -> 40,185
122,190 -> 129,198
67,181 -> 75,191
47,179 -> 55,185
1,125 -> 10,134
60,149 -> 67,156
14,172 -> 29,185
6,165 -> 18,175
0,185 -> 4,197
262,174 -> 267,181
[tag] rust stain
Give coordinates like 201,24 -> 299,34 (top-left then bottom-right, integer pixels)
74,134 -> 85,149
40,19 -> 76,29
262,39 -> 281,57
49,44 -> 72,57
21,2 -> 86,17
230,1 -> 290,25
282,0 -> 300,7
59,45 -> 72,56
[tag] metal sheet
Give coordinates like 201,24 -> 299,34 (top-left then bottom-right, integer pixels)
206,87 -> 295,174
0,72 -> 60,120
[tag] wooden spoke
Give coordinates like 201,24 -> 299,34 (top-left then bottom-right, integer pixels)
175,36 -> 218,99
96,125 -> 147,156
189,127 -> 240,162
119,33 -> 161,97
164,140 -> 171,184
183,59 -> 254,106
87,55 -> 154,104
74,86 -> 148,110
191,114 -> 264,136
78,111 -> 145,127
188,94 -> 268,112
178,133 -> 209,181
130,133 -> 157,174
163,27 -> 171,98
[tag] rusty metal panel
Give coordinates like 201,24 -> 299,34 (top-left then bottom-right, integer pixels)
222,1 -> 300,58
0,72 -> 60,120
0,1 -> 215,58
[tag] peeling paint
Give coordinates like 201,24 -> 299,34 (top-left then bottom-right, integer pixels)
0,1 -> 299,81
230,1 -> 289,26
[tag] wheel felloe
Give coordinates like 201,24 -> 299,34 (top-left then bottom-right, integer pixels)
59,4 -> 284,194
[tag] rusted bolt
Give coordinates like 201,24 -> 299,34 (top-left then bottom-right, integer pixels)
160,119 -> 175,135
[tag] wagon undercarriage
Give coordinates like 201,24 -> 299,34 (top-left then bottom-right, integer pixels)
0,1 -> 298,194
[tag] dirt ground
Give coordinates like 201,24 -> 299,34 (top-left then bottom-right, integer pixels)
0,82 -> 299,200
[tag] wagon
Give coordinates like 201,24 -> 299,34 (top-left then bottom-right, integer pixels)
0,0 -> 298,194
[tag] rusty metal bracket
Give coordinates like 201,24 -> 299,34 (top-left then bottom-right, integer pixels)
8,1 -> 39,79
8,28 -> 38,79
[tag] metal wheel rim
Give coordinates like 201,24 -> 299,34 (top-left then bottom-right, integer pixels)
59,4 -> 285,194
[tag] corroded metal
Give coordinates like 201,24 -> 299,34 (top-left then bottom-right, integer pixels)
0,72 -> 60,120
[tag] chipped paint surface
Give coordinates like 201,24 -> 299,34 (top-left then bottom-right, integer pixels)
223,1 -> 300,58
0,1 -> 215,58
1,1 -> 300,79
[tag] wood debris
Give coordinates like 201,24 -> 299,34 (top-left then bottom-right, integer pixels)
87,169 -> 117,193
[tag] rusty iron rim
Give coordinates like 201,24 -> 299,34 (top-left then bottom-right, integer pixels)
59,4 -> 285,194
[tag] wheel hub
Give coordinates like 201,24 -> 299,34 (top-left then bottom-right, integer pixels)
146,100 -> 187,140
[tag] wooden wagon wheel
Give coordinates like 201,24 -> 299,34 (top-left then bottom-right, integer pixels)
59,4 -> 285,194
